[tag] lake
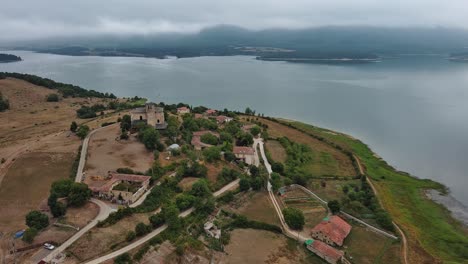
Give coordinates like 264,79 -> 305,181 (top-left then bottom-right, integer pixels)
1,50 -> 468,207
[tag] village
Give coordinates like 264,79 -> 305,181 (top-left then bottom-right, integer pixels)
0,76 -> 402,264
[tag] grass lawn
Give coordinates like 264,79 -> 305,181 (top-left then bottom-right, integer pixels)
345,225 -> 401,264
281,119 -> 468,264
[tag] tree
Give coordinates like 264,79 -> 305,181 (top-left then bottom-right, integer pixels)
70,121 -> 78,132
67,183 -> 92,207
239,178 -> 251,191
375,210 -> 395,231
51,179 -> 73,197
46,93 -> 59,102
249,166 -> 259,176
0,92 -> 9,112
271,162 -> 284,174
25,211 -> 49,230
176,194 -> 196,210
190,179 -> 212,198
120,114 -> 132,131
22,228 -> 38,243
149,213 -> 165,228
126,231 -> 136,242
224,151 -> 236,162
328,200 -> 341,214
76,125 -> 90,139
250,126 -> 261,136
139,127 -> 160,150
282,207 -> 305,230
50,201 -> 67,218
250,177 -> 263,190
200,133 -> 219,145
162,204 -> 182,231
220,132 -> 233,143
270,172 -> 282,191
202,146 -> 221,162
236,132 -> 254,146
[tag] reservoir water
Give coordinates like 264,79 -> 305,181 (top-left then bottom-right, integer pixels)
1,50 -> 468,207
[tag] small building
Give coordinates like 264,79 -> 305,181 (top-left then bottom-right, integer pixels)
191,130 -> 220,150
310,215 -> 352,247
305,239 -> 344,264
89,172 -> 151,205
130,103 -> 167,130
233,146 -> 255,165
216,115 -> 233,124
194,113 -> 204,119
205,109 -> 217,116
177,106 -> 191,114
204,221 -> 222,239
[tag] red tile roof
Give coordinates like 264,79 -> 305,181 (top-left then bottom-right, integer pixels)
216,115 -> 231,123
177,106 -> 190,112
205,109 -> 217,115
194,113 -> 203,119
311,215 -> 351,246
308,240 -> 344,263
233,146 -> 255,155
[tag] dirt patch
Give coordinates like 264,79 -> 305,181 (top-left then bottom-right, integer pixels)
85,124 -> 153,177
178,177 -> 200,191
265,140 -> 287,163
67,212 -> 152,262
224,229 -> 308,264
0,152 -> 75,232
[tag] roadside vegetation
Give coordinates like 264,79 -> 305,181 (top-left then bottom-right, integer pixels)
0,91 -> 10,111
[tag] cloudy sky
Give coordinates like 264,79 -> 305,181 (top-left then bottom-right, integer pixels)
2,0 -> 468,41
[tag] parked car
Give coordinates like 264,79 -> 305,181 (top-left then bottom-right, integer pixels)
43,243 -> 55,250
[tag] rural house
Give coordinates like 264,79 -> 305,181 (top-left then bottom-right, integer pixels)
305,239 -> 344,264
310,215 -> 352,246
233,146 -> 255,165
205,109 -> 217,116
216,115 -> 233,124
89,172 -> 151,205
130,103 -> 167,129
177,106 -> 190,114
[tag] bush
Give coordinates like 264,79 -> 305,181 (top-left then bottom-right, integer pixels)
250,126 -> 261,136
224,151 -> 236,162
120,114 -> 131,131
200,133 -> 219,145
46,93 -> 59,102
176,194 -> 196,211
229,214 -> 282,233
126,231 -> 136,242
282,207 -> 305,230
239,178 -> 251,191
190,179 -> 212,198
22,228 -> 38,243
0,92 -> 9,112
135,222 -> 151,236
76,125 -> 90,139
139,127 -> 160,150
149,213 -> 165,228
70,121 -> 78,132
271,162 -> 284,174
25,211 -> 49,230
115,253 -> 133,264
76,106 -> 97,119
376,210 -> 395,231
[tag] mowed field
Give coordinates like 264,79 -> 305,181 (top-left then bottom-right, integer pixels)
0,152 -> 75,232
85,124 -> 153,177
255,117 -> 356,177
224,229 -> 318,264
265,140 -> 287,163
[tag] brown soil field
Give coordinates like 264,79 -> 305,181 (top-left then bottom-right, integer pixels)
67,212 -> 152,262
0,152 -> 76,232
85,124 -> 153,177
227,191 -> 281,226
224,229 -> 312,264
252,117 -> 356,177
265,140 -> 287,163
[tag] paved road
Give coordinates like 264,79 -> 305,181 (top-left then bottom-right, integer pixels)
41,199 -> 112,263
83,179 -> 239,264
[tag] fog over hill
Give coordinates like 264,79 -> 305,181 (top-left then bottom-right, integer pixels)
4,26 -> 468,59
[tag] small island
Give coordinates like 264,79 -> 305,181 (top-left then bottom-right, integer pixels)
0,53 -> 22,63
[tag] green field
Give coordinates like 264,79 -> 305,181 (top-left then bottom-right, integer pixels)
282,119 -> 468,263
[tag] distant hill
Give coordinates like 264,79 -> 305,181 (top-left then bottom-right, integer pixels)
0,53 -> 21,63
9,25 -> 468,61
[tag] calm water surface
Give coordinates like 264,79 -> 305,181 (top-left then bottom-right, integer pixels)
1,50 -> 468,206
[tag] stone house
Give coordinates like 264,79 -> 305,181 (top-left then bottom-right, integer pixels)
131,103 -> 167,129
177,106 -> 190,114
216,115 -> 233,124
233,146 -> 255,165
305,239 -> 344,264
